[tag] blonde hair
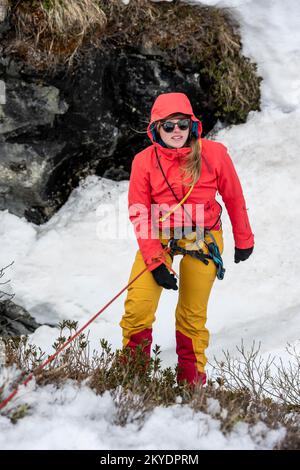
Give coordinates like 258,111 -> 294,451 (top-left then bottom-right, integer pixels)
156,113 -> 202,186
181,136 -> 202,186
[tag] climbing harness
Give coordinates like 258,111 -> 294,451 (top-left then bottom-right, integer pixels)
168,238 -> 209,265
166,230 -> 225,280
154,146 -> 225,280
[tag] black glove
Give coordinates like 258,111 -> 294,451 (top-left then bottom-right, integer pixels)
151,263 -> 178,290
234,247 -> 254,263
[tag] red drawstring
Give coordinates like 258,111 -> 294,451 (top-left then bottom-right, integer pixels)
0,247 -> 177,411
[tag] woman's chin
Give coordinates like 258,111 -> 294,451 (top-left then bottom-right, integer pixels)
166,139 -> 187,149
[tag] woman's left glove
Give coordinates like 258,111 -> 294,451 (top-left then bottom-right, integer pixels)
234,247 -> 254,263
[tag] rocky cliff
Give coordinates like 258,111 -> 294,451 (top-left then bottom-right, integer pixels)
0,0 -> 261,224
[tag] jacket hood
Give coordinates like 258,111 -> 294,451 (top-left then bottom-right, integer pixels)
147,92 -> 202,146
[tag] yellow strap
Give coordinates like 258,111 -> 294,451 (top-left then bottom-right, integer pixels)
159,184 -> 194,222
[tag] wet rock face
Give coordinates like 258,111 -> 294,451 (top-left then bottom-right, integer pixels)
0,1 -> 261,224
93,51 -> 214,178
0,47 -> 215,223
0,300 -> 41,337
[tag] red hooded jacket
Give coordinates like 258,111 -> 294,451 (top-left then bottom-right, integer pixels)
128,93 -> 254,270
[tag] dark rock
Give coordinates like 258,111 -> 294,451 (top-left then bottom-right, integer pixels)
0,299 -> 41,337
0,77 -> 68,221
0,78 -> 68,139
0,47 -> 214,222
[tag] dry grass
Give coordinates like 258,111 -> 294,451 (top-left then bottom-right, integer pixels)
44,0 -> 106,37
4,0 -> 107,69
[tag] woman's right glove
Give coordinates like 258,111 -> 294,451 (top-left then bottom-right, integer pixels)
151,264 -> 178,290
234,247 -> 254,263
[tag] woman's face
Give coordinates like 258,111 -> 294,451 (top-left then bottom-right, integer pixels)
157,115 -> 191,149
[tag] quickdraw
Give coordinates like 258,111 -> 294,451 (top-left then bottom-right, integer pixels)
205,230 -> 225,280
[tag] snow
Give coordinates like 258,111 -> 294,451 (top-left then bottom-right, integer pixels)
0,0 -> 300,450
171,0 -> 300,111
0,368 -> 285,450
206,398 -> 221,417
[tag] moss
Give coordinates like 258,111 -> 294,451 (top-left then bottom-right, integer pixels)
10,404 -> 30,424
97,0 -> 261,123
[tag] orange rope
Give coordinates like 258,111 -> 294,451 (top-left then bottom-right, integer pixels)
0,247 -> 177,411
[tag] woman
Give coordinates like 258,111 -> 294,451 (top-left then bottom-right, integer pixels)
120,92 -> 254,385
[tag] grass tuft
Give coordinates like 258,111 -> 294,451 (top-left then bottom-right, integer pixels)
5,0 -> 107,69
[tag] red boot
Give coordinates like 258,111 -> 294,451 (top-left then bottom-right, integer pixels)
176,330 -> 206,386
120,328 -> 152,374
127,328 -> 152,357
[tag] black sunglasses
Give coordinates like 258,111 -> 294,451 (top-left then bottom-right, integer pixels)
160,118 -> 191,133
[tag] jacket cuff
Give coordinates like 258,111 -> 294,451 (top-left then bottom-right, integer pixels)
145,250 -> 167,271
234,233 -> 255,249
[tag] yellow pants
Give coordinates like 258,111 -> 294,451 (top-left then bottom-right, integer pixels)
120,229 -> 224,384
